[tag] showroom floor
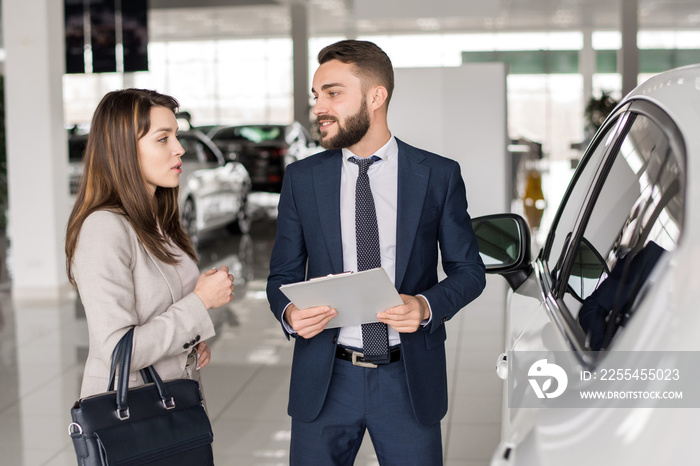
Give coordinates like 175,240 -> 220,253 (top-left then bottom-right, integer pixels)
0,214 -> 507,466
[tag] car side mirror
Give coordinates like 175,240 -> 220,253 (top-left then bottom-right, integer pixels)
472,213 -> 533,290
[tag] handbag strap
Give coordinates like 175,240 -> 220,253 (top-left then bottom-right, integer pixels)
107,334 -> 124,392
108,328 -> 177,420
107,329 -> 131,392
144,366 -> 176,408
115,329 -> 134,419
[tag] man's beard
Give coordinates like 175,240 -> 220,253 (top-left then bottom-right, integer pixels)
319,99 -> 371,150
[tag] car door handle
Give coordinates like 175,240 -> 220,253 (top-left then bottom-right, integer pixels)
491,441 -> 515,465
496,352 -> 508,380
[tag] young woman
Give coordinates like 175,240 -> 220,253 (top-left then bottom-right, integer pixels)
65,89 -> 234,397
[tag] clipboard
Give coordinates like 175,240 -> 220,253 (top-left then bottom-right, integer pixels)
279,268 -> 403,328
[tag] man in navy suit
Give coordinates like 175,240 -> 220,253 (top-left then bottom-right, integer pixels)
267,40 -> 486,465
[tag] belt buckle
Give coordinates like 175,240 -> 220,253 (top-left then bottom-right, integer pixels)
351,351 -> 378,369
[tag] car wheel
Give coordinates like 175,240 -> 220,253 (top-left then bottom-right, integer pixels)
182,198 -> 199,248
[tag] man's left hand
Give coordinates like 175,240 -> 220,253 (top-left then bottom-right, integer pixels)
377,294 -> 430,333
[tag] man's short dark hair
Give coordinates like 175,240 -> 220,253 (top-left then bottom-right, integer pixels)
318,40 -> 395,107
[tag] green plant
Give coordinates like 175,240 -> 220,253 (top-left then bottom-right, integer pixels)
585,90 -> 619,133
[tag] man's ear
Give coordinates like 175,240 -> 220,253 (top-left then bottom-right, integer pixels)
368,86 -> 388,110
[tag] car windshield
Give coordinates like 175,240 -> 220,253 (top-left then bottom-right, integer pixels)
216,126 -> 283,143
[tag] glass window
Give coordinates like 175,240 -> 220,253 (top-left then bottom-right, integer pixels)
544,112 -> 629,282
562,110 -> 685,350
179,137 -> 204,163
200,143 -> 219,164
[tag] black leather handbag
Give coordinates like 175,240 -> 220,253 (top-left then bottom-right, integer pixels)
68,329 -> 214,465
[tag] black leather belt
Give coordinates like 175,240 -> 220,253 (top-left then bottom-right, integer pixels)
335,345 -> 401,368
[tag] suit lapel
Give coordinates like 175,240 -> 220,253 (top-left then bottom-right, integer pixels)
313,152 -> 344,273
395,139 -> 430,290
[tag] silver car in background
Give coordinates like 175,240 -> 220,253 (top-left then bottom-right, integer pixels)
177,130 -> 251,247
68,129 -> 251,248
473,64 -> 700,465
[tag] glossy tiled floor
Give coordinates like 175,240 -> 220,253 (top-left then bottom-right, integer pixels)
0,214 -> 507,466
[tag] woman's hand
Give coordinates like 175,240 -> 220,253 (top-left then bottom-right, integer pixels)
194,265 -> 235,309
195,341 -> 211,370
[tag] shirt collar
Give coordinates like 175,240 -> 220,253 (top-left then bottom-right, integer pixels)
342,135 -> 397,163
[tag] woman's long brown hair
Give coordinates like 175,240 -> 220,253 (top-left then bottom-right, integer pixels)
65,88 -> 197,286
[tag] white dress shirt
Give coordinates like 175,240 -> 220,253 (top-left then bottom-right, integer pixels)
338,136 -> 400,348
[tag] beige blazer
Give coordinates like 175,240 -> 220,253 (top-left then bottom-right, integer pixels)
72,210 -> 215,398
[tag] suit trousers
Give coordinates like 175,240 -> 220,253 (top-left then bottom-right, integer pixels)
290,353 -> 443,466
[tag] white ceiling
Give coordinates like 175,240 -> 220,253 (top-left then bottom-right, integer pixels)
148,0 -> 700,42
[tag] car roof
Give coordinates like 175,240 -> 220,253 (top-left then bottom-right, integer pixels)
622,64 -> 700,164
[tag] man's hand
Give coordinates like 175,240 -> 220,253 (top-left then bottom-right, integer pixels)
285,303 -> 337,339
377,294 -> 430,333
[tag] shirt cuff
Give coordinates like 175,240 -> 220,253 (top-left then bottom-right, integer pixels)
281,302 -> 297,335
417,294 -> 433,327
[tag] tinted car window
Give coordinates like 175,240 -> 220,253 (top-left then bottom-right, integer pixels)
216,126 -> 284,143
200,142 -> 219,163
179,136 -> 218,164
179,137 -> 201,163
544,113 -> 630,283
561,108 -> 685,350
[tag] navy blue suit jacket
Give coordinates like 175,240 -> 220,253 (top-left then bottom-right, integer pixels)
266,138 -> 486,426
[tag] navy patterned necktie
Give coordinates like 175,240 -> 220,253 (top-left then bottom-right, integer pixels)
349,156 -> 390,363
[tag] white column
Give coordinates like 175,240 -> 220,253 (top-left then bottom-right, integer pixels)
291,2 -> 310,131
580,29 -> 595,106
620,0 -> 640,95
2,0 -> 70,300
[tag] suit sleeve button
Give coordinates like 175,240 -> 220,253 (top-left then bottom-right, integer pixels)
183,343 -> 190,349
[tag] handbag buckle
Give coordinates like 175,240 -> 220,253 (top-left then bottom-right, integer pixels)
117,407 -> 130,420
68,422 -> 83,437
162,397 -> 176,410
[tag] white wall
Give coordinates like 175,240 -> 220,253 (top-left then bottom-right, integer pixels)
389,63 -> 510,216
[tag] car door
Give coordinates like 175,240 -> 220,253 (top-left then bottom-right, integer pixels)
493,105 -> 630,446
494,100 -> 687,465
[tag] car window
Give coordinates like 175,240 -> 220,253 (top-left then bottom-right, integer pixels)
179,136 -> 218,164
543,112 -> 630,283
212,127 -> 245,141
178,136 -> 202,163
177,136 -> 201,163
199,141 -> 219,163
560,107 -> 685,350
217,126 -> 284,144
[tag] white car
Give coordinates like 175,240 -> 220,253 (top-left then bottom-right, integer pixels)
177,130 -> 252,247
473,64 -> 700,465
